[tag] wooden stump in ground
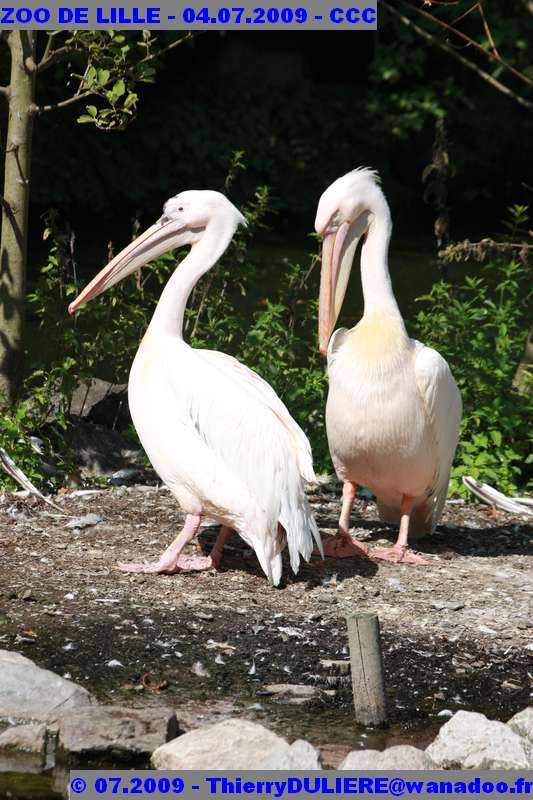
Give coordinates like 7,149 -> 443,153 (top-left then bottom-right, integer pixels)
345,611 -> 387,726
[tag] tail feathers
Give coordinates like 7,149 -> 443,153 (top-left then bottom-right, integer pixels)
253,529 -> 285,586
281,493 -> 323,574
243,459 -> 322,585
249,494 -> 322,585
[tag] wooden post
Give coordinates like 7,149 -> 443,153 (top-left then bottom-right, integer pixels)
345,611 -> 387,726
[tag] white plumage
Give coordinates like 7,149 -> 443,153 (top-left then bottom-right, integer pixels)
70,190 -> 321,584
315,168 -> 462,562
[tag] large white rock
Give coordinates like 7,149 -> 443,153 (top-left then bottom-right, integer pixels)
260,739 -> 321,769
427,710 -> 531,769
0,650 -> 94,722
152,719 -> 315,770
508,708 -> 533,744
341,746 -> 436,770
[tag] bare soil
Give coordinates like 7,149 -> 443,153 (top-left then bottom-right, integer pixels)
0,483 -> 531,766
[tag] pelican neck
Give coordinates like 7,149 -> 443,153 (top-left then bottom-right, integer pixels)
147,218 -> 236,339
360,206 -> 402,321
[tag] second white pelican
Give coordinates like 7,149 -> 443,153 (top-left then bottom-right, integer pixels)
69,190 -> 322,584
315,168 -> 462,564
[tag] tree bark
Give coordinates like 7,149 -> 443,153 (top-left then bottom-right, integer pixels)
0,32 -> 36,406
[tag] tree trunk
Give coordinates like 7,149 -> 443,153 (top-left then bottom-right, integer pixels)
0,32 -> 36,406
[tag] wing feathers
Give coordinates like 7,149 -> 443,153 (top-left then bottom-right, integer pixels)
166,346 -> 320,583
414,343 -> 462,531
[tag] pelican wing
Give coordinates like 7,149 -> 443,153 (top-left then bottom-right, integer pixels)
200,349 -> 316,482
162,346 -> 321,583
414,342 -> 462,530
326,327 -> 350,370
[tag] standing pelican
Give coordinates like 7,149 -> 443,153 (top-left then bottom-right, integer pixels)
315,168 -> 461,563
69,191 -> 322,584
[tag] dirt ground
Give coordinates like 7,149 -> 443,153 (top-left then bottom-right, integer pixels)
1,482 -> 531,765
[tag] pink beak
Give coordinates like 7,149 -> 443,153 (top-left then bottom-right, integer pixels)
318,221 -> 351,355
68,217 -> 186,315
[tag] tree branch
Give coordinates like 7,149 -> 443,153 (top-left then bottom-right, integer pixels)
477,1 -> 501,60
139,31 -> 197,65
24,56 -> 37,73
37,45 -> 78,74
439,237 -> 533,263
40,33 -> 54,65
450,2 -> 478,26
401,0 -> 533,89
383,2 -> 533,110
32,90 -> 95,114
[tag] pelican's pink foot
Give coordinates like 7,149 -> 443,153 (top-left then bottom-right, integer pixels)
116,513 -> 202,575
372,543 -> 428,565
115,556 -> 181,574
175,554 -> 218,572
320,533 -> 369,559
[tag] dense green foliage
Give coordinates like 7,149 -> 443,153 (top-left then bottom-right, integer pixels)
414,220 -> 531,496
25,6 -> 533,240
1,8 -> 531,498
1,187 -> 530,498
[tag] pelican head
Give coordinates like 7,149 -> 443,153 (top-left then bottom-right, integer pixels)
68,190 -> 246,314
315,167 -> 389,355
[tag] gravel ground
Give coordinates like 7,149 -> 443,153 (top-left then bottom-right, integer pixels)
1,482 -> 531,762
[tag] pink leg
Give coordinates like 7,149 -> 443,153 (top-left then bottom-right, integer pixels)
373,495 -> 428,565
116,514 -> 201,574
322,481 -> 369,558
175,525 -> 232,572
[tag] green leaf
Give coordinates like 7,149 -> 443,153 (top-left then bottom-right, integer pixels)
97,68 -> 110,86
112,79 -> 126,98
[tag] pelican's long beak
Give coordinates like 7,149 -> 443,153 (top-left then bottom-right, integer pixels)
68,216 -> 186,315
318,215 -> 367,355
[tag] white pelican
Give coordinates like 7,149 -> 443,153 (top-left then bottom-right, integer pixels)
69,190 -> 322,584
315,168 -> 462,564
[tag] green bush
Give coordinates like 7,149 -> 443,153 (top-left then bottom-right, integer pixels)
413,220 -> 531,496
1,172 -> 328,488
2,186 -> 531,498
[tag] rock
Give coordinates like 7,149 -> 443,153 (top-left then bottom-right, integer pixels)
259,739 -> 321,769
508,708 -> 533,743
426,710 -> 531,769
191,661 -> 210,678
70,378 -> 130,430
0,723 -> 48,755
431,600 -> 465,611
64,419 -> 145,477
152,719 -> 294,770
65,513 -> 103,530
341,745 -> 436,770
58,706 -> 179,763
0,723 -> 56,773
0,650 -> 94,722
262,684 -> 318,704
109,468 -> 142,486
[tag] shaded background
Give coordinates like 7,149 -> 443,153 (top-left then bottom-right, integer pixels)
21,20 -> 532,276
